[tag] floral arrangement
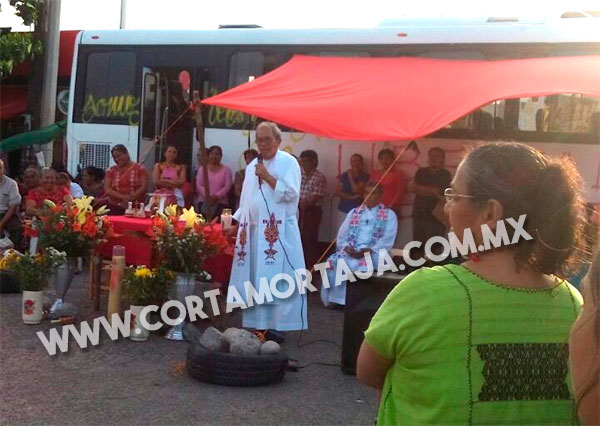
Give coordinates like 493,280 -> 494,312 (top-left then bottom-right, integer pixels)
0,248 -> 66,291
149,205 -> 230,275
122,265 -> 175,306
25,196 -> 113,258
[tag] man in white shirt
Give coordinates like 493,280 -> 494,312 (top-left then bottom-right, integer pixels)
227,122 -> 307,332
321,181 -> 398,307
0,159 -> 22,247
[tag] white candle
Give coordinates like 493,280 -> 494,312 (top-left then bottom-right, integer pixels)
221,209 -> 233,230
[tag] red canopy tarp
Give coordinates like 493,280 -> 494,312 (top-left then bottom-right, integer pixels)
202,55 -> 600,141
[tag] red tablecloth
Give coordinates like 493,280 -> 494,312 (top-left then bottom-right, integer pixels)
203,254 -> 233,285
97,216 -> 154,266
97,216 -> 233,283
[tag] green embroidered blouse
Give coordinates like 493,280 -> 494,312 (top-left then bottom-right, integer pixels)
364,264 -> 583,425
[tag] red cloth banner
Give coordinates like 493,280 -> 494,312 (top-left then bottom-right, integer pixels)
203,55 -> 600,141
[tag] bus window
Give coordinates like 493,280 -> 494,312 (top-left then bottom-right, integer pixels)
80,51 -> 137,125
229,51 -> 264,88
228,51 -> 281,88
519,95 -> 600,134
445,100 -> 511,134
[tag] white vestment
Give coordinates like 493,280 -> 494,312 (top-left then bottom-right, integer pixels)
321,204 -> 397,306
227,150 -> 308,331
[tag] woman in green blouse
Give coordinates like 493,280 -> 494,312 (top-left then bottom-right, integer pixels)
358,142 -> 586,425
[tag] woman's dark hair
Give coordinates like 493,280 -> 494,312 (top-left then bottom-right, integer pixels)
208,146 -> 223,156
300,149 -> 319,167
351,153 -> 364,163
462,142 -> 585,276
111,144 -> 129,156
84,166 -> 105,182
244,149 -> 259,160
378,148 -> 394,159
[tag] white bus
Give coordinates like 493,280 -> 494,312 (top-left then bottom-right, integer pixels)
66,15 -> 600,243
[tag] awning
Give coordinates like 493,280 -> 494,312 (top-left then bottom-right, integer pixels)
0,120 -> 66,153
202,55 -> 600,141
0,86 -> 28,121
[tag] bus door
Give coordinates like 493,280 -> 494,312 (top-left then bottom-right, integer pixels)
140,67 -> 195,178
139,67 -> 164,172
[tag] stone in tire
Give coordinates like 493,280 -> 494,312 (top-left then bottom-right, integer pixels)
186,344 -> 288,386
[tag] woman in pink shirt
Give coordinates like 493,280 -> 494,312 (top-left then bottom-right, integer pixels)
195,145 -> 233,218
153,145 -> 186,207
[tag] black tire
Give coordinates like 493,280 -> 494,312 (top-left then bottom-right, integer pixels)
186,343 -> 288,387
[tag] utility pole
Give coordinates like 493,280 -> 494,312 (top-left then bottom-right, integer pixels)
120,0 -> 127,29
39,0 -> 61,166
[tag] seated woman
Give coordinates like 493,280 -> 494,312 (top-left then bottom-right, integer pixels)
19,167 -> 40,197
81,166 -> 107,207
152,145 -> 186,207
57,172 -> 84,199
195,145 -> 232,218
358,142 -> 586,425
19,167 -> 40,212
104,145 -> 148,215
26,168 -> 72,215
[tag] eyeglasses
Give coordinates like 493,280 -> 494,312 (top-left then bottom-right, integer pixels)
444,187 -> 476,204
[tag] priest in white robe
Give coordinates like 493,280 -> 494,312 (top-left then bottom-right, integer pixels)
321,181 -> 398,306
227,121 -> 308,331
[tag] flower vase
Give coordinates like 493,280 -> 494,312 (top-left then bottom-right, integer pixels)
129,305 -> 150,341
22,290 -> 44,324
165,273 -> 196,341
48,258 -> 77,320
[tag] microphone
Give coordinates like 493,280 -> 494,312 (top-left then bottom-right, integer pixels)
257,155 -> 263,186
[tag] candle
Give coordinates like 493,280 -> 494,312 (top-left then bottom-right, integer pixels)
221,208 -> 233,230
107,245 -> 125,325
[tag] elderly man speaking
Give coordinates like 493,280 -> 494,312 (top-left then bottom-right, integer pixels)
227,121 -> 307,332
321,181 -> 398,307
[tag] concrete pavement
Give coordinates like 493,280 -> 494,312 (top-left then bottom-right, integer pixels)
0,272 -> 379,425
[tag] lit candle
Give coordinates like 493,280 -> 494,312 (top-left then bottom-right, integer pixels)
221,208 -> 233,230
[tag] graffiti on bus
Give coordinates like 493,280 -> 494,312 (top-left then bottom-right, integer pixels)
206,87 -> 257,129
82,94 -> 140,126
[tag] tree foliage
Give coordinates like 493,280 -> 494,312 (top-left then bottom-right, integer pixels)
0,0 -> 43,79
